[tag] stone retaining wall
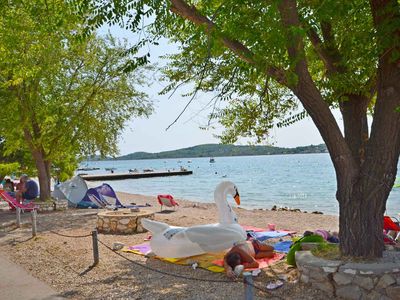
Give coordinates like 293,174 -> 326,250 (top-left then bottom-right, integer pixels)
296,251 -> 400,299
34,199 -> 68,212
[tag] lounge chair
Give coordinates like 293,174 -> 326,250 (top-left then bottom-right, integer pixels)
384,216 -> 400,243
0,189 -> 37,212
157,194 -> 179,211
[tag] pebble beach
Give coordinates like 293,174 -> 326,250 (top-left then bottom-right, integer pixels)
0,191 -> 339,299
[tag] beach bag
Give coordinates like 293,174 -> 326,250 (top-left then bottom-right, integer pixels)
286,234 -> 324,266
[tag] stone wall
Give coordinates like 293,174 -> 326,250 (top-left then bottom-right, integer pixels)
296,250 -> 400,299
35,199 -> 68,212
97,210 -> 155,234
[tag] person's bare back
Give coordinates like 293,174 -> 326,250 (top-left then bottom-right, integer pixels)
223,240 -> 274,278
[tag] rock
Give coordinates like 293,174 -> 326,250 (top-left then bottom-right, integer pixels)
336,285 -> 362,300
386,286 -> 400,299
112,242 -> 125,251
333,272 -> 354,285
312,281 -> 334,295
376,274 -> 396,289
300,274 -> 309,284
353,275 -> 374,291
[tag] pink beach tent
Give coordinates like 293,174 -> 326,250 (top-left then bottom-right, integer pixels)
157,194 -> 179,211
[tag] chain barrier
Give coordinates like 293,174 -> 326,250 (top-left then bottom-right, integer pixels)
46,230 -> 286,299
96,237 -> 286,299
49,230 -> 92,238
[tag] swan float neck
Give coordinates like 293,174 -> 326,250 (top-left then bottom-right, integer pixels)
214,181 -> 240,225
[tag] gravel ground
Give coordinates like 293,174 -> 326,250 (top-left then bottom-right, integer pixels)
0,192 -> 338,299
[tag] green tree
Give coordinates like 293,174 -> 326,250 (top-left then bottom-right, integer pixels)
0,0 -> 153,201
89,0 -> 400,259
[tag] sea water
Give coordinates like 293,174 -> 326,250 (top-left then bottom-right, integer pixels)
79,153 -> 400,216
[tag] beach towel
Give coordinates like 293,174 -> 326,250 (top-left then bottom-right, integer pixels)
249,230 -> 296,241
123,243 -> 284,273
273,241 -> 292,253
211,253 -> 285,270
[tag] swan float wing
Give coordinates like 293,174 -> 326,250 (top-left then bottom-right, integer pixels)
141,218 -> 170,234
184,224 -> 246,252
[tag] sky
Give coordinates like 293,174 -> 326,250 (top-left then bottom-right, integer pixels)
100,25 -> 337,155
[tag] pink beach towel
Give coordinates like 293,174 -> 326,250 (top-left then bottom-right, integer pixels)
212,253 -> 285,270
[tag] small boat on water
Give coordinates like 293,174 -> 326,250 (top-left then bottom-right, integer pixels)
77,167 -> 100,171
105,167 -> 117,171
209,157 -> 215,163
187,160 -> 192,163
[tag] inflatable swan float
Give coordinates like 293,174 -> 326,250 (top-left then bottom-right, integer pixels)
141,181 -> 247,258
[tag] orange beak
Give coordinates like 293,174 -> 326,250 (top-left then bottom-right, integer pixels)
234,193 -> 240,205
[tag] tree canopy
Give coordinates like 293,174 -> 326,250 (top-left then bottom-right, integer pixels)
87,0 -> 400,259
0,0 -> 153,199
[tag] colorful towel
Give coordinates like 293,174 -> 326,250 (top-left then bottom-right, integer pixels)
249,230 -> 295,241
273,241 -> 292,253
211,253 -> 285,270
123,243 -> 284,273
123,243 -> 226,272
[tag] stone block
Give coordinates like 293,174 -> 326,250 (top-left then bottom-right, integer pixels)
386,286 -> 400,300
300,274 -> 309,284
309,269 -> 329,282
353,275 -> 374,291
296,251 -> 342,268
336,285 -> 362,300
333,272 -> 354,285
341,262 -> 400,276
322,266 -> 338,273
376,274 -> 396,289
119,218 -> 130,225
312,281 -> 334,295
365,290 -> 383,300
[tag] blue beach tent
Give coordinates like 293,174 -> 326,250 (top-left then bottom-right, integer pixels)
79,183 -> 124,208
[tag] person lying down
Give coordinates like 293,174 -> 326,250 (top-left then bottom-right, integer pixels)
224,239 -> 274,278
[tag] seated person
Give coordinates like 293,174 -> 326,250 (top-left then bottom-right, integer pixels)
3,177 -> 14,193
224,239 -> 274,278
16,175 -> 38,203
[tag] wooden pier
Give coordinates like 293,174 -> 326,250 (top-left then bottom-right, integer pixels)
80,170 -> 193,181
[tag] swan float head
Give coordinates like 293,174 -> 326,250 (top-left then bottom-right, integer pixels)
214,181 -> 241,225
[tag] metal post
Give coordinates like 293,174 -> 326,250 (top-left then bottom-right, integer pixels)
31,210 -> 37,237
92,230 -> 99,266
16,207 -> 21,228
243,272 -> 254,300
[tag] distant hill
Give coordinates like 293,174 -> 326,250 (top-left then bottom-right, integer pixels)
113,143 -> 327,160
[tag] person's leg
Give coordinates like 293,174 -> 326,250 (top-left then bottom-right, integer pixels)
255,250 -> 275,259
252,240 -> 274,259
16,190 -> 23,203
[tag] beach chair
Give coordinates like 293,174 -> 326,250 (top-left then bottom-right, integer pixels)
384,216 -> 400,243
0,189 -> 37,212
157,194 -> 179,211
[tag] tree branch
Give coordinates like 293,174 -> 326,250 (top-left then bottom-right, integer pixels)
169,0 -> 287,85
278,0 -> 355,173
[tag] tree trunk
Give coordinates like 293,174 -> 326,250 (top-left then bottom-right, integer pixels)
340,95 -> 369,166
338,176 -> 387,258
31,150 -> 52,202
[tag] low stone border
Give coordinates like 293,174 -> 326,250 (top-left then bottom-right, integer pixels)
34,199 -> 68,212
97,209 -> 155,234
296,250 -> 400,299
